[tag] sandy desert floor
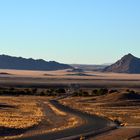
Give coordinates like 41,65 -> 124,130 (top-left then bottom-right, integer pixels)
1,69 -> 140,80
1,69 -> 140,89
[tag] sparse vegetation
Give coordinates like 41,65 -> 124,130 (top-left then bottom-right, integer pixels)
0,96 -> 44,138
92,88 -> 108,96
72,88 -> 110,97
0,84 -> 139,140
73,90 -> 89,97
0,96 -> 81,139
60,90 -> 140,140
0,88 -> 67,96
109,89 -> 118,94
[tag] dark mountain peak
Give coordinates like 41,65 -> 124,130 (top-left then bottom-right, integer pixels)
119,53 -> 136,65
103,54 -> 140,74
122,53 -> 135,60
125,53 -> 133,57
0,54 -> 72,71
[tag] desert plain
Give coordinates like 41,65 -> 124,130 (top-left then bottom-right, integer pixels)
0,69 -> 139,140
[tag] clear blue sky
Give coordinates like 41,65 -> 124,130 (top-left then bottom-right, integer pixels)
0,0 -> 140,64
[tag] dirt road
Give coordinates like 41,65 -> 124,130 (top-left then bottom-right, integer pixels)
15,100 -> 116,140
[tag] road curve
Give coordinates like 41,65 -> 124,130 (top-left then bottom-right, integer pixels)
16,100 -> 117,140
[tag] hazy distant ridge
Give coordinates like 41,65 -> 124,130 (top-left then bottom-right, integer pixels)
0,55 -> 72,71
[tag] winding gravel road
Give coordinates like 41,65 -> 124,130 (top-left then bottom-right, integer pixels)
16,100 -> 117,140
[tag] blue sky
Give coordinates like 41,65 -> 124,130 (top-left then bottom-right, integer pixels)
0,0 -> 140,64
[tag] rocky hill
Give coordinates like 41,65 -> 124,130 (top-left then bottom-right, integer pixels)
103,54 -> 140,73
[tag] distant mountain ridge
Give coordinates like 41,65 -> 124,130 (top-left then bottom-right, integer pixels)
0,55 -> 72,71
103,54 -> 140,74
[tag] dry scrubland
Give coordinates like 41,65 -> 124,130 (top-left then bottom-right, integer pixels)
0,89 -> 139,140
0,69 -> 140,139
0,96 -> 44,128
60,90 -> 140,140
0,96 -> 80,140
0,96 -> 44,139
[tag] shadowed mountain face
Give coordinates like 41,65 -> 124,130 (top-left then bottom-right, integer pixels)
103,54 -> 140,74
0,55 -> 72,71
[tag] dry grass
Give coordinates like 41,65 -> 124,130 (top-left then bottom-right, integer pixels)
60,98 -> 140,126
60,92 -> 140,139
0,96 -> 81,140
0,96 -> 44,129
41,116 -> 79,134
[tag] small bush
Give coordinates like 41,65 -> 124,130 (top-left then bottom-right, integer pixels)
109,89 -> 118,94
91,88 -> 108,96
128,90 -> 136,94
55,88 -> 66,94
92,89 -> 98,96
72,90 -> 89,97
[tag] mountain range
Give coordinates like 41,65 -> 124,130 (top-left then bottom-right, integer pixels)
0,55 -> 72,71
0,54 -> 140,73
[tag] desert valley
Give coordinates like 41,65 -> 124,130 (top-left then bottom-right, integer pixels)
0,54 -> 139,140
1,1 -> 140,139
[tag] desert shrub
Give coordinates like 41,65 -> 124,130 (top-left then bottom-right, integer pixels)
0,88 -> 36,96
72,92 -> 79,96
32,88 -> 38,94
55,88 -> 66,94
91,88 -> 108,96
47,88 -> 55,94
18,90 -> 27,95
126,89 -> 130,92
45,88 -> 61,96
72,90 -> 89,97
46,88 -> 66,96
109,89 -> 118,94
128,90 -> 136,94
98,88 -> 108,95
92,89 -> 98,96
82,91 -> 89,96
40,91 -> 46,96
9,87 -> 15,91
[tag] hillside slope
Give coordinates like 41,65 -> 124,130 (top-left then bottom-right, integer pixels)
103,54 -> 140,73
0,55 -> 72,71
